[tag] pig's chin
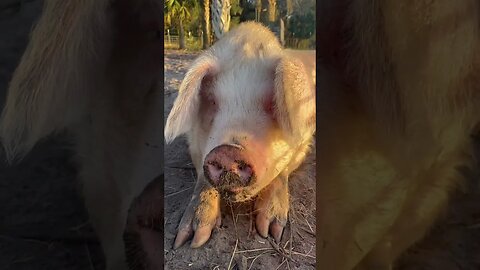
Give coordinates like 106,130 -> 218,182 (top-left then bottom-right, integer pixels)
217,186 -> 256,202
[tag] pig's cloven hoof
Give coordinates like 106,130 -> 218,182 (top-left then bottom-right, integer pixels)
173,187 -> 221,249
256,214 -> 286,242
254,176 -> 289,243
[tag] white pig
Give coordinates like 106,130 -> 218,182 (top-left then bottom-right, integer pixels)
165,22 -> 316,248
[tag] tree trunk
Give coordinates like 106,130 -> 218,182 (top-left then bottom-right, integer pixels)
267,0 -> 276,22
255,0 -> 261,22
212,0 -> 231,40
279,18 -> 285,46
179,19 -> 186,49
286,0 -> 292,15
202,0 -> 211,49
261,0 -> 268,23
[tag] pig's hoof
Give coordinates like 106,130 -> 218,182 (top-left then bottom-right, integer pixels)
254,178 -> 289,243
190,215 -> 222,248
173,226 -> 193,249
256,213 -> 286,242
174,187 -> 221,249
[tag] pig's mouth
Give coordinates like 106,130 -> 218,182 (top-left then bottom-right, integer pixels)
217,185 -> 254,202
204,167 -> 258,202
215,176 -> 262,202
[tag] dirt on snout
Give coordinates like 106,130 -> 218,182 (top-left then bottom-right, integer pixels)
163,50 -> 317,270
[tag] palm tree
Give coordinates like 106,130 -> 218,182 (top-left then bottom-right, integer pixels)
201,0 -> 211,49
267,0 -> 276,22
211,0 -> 231,40
255,0 -> 261,22
165,0 -> 192,49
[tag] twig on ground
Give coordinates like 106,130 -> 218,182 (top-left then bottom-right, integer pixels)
166,166 -> 195,170
228,239 -> 238,270
305,216 -> 314,234
248,250 -> 275,270
165,186 -> 193,198
275,257 -> 287,270
236,247 -> 273,254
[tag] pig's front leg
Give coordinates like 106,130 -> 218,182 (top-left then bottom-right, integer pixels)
174,175 -> 221,249
255,174 -> 289,242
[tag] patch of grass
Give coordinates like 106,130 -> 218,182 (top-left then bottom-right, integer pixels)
164,37 -> 203,51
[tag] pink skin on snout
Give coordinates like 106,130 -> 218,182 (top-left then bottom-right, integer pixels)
204,144 -> 254,187
203,136 -> 270,202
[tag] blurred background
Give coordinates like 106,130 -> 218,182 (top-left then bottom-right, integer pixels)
164,0 -> 316,50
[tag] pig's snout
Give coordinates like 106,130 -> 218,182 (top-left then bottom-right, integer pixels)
203,144 -> 254,187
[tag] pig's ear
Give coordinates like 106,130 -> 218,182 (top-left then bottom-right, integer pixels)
273,57 -> 316,143
164,54 -> 218,143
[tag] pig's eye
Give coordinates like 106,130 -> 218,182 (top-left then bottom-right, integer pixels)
264,99 -> 273,114
199,74 -> 217,106
263,94 -> 275,118
203,92 -> 216,106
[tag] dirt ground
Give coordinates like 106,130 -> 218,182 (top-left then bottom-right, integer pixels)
0,1 -> 479,270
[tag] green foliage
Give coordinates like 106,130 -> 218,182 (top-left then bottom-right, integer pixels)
239,0 -> 256,22
167,0 -> 323,49
230,0 -> 243,16
164,0 -> 198,29
287,11 -> 315,39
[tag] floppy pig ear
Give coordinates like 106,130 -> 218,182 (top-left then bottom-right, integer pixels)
273,56 -> 316,143
164,54 -> 218,143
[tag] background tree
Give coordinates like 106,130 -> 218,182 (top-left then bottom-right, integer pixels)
229,0 -> 243,27
267,0 -> 276,22
239,0 -> 256,22
255,0 -> 261,22
201,0 -> 211,49
165,0 -> 196,49
212,0 -> 231,39
285,0 -> 315,49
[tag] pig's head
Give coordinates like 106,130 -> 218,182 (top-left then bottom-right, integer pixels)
165,23 -> 315,203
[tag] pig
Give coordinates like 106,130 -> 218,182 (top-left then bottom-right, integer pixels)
164,22 -> 316,249
0,0 -> 162,269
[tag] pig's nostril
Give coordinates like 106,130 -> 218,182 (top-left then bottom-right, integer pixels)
208,162 -> 223,173
214,162 -> 222,171
236,161 -> 253,183
206,162 -> 224,185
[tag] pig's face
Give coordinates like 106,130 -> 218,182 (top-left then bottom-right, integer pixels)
199,60 -> 295,202
165,29 -> 315,203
